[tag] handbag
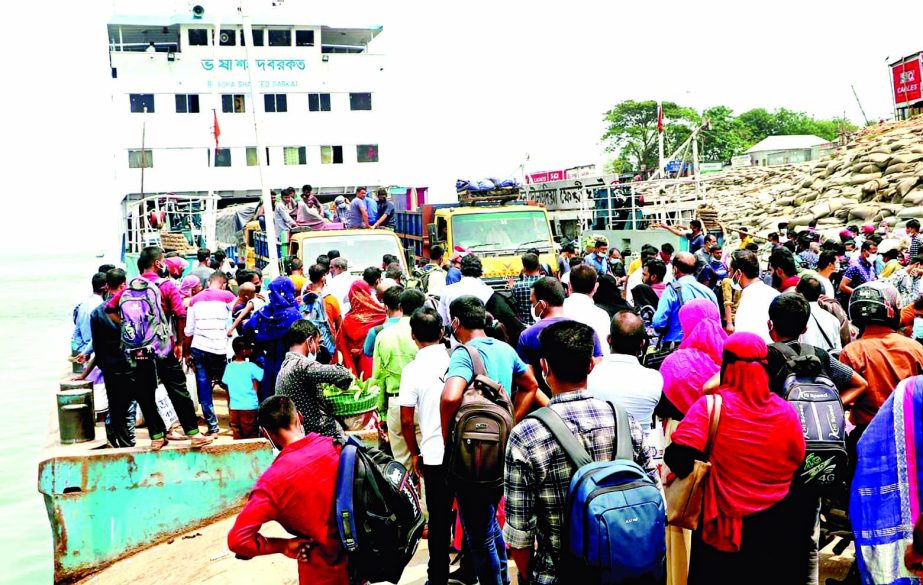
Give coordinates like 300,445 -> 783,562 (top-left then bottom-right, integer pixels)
664,394 -> 722,531
642,281 -> 685,371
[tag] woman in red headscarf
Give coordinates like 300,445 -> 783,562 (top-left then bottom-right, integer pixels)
335,279 -> 386,378
664,332 -> 806,584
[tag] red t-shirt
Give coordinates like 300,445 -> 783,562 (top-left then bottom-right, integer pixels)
227,434 -> 348,585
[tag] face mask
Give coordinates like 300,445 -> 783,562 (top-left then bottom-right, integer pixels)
597,251 -> 606,258
867,254 -> 878,263
730,271 -> 742,291
530,302 -> 544,322
254,284 -> 262,294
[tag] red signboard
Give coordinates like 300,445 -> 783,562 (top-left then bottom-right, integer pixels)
527,170 -> 565,184
893,57 -> 923,105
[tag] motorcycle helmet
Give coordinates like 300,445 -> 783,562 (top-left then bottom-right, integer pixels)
848,281 -> 900,329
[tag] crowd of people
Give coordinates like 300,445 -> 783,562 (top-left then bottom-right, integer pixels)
68,214 -> 923,585
265,184 -> 397,237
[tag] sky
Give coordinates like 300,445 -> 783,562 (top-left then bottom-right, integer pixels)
0,0 -> 919,254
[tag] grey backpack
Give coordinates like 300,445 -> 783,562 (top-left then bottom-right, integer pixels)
447,345 -> 514,490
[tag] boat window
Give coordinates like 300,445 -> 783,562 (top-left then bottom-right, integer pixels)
308,93 -> 331,112
129,94 -> 154,113
175,94 -> 200,114
264,94 -> 288,113
188,28 -> 208,46
210,148 -> 232,167
222,94 -> 246,113
349,93 -> 372,111
268,29 -> 291,47
321,146 -> 343,164
295,30 -> 315,47
246,147 -> 270,166
218,30 -> 236,46
284,147 -> 307,165
357,144 -> 378,163
241,28 -> 264,46
128,149 -> 153,169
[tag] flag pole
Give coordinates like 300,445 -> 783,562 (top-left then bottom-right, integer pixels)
657,100 -> 665,179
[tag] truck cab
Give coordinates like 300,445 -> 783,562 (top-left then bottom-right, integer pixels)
423,204 -> 557,289
288,229 -> 408,275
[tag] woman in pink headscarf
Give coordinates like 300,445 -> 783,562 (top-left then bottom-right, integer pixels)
658,298 -> 727,585
665,332 -> 805,584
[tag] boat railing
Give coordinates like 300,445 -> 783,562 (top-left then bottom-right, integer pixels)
122,193 -> 220,255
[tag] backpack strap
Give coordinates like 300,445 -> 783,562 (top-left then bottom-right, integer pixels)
335,441 -> 360,552
606,401 -> 634,462
458,344 -> 488,379
811,314 -> 835,349
671,280 -> 685,310
529,407 -> 593,468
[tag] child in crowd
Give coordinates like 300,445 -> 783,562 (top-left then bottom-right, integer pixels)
221,336 -> 264,439
227,282 -> 257,336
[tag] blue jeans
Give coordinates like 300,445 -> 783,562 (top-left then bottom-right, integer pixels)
456,487 -> 509,585
190,348 -> 227,434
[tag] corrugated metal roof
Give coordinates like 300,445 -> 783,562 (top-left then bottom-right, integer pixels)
745,135 -> 830,154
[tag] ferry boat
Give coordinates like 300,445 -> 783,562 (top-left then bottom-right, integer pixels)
39,3 -> 390,582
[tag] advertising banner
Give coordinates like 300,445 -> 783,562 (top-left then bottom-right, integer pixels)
893,57 -> 923,105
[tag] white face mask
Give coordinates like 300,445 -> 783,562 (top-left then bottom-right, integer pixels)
867,254 -> 879,264
730,271 -> 743,291
530,302 -> 544,322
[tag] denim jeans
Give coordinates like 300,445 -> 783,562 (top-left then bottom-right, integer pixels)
456,487 -> 509,585
190,348 -> 227,434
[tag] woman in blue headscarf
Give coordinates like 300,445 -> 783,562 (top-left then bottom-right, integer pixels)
851,375 -> 923,584
243,276 -> 303,402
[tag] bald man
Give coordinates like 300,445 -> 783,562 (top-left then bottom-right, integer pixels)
587,311 -> 663,438
651,251 -> 718,344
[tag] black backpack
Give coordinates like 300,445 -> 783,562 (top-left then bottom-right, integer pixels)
335,437 -> 425,583
772,343 -> 848,494
447,345 -> 515,490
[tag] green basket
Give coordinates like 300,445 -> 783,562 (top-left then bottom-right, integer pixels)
326,389 -> 380,417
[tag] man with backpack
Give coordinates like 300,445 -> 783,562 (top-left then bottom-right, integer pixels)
440,295 -> 542,585
504,320 -> 660,585
106,246 -> 211,449
300,263 -> 340,363
227,396 -> 349,584
766,293 -> 868,585
421,244 -> 448,296
652,252 -> 718,344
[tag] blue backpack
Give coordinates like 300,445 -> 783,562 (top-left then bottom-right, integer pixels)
300,291 -> 336,355
529,403 -> 666,584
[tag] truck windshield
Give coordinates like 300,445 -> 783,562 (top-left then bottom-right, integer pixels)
298,234 -> 405,273
452,210 -> 551,253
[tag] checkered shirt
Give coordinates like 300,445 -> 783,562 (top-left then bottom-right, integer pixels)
513,274 -> 543,326
503,390 -> 660,585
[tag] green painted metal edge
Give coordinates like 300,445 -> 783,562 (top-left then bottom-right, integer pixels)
37,440 -> 273,583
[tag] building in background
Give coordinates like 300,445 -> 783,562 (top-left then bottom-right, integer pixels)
744,135 -> 832,166
108,1 -> 386,208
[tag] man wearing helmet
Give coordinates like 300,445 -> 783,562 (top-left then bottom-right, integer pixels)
840,281 -> 923,455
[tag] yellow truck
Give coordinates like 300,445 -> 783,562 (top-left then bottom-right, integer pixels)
396,202 -> 557,289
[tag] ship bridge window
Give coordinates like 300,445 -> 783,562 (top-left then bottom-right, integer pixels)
209,148 -> 232,167
222,94 -> 246,113
268,29 -> 291,47
175,94 -> 200,114
321,146 -> 343,164
349,93 -> 372,111
128,149 -> 153,168
308,93 -> 331,112
129,94 -> 155,113
218,30 -> 236,46
295,30 -> 315,47
284,147 -> 307,166
188,28 -> 208,46
264,94 -> 287,113
247,147 -> 270,166
357,144 -> 379,163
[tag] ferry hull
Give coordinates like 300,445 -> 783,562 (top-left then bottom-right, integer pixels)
37,440 -> 273,583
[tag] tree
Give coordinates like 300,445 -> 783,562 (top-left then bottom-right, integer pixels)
601,100 -> 699,172
700,105 -> 749,163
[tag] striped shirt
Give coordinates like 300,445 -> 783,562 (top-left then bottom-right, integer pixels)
184,288 -> 236,355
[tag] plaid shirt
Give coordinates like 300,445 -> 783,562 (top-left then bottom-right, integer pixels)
513,274 -> 543,325
503,390 -> 659,585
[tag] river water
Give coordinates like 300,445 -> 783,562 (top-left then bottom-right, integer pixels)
0,253 -> 102,584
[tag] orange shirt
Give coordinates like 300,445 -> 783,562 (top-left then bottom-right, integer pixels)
839,325 -> 923,426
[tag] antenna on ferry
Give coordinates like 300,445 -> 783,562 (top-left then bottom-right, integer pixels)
240,0 -> 280,279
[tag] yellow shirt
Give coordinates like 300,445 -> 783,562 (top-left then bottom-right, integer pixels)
881,259 -> 901,279
627,258 -> 642,276
739,236 -> 753,250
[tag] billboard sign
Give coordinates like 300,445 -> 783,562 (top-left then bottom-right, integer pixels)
893,57 -> 923,105
527,170 -> 566,184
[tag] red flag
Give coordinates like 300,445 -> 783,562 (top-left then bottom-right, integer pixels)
657,103 -> 664,134
213,110 -> 221,148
